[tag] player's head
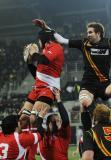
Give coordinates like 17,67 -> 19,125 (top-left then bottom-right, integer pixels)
45,111 -> 62,133
93,103 -> 110,124
87,22 -> 104,43
1,115 -> 19,135
38,29 -> 55,48
43,108 -> 62,133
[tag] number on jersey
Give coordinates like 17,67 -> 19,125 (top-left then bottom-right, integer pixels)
0,143 -> 9,159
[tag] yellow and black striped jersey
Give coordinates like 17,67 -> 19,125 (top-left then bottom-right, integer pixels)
69,38 -> 111,83
83,122 -> 111,160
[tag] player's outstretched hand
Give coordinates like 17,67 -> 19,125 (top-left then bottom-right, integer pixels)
32,19 -> 51,30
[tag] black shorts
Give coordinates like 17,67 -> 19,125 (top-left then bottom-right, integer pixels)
80,79 -> 111,100
27,96 -> 53,106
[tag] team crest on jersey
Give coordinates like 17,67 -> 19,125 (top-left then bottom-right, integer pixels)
91,48 -> 109,55
47,50 -> 52,54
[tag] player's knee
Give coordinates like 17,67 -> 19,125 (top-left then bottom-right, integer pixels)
33,101 -> 50,111
19,108 -> 31,129
19,108 -> 31,120
30,110 -> 39,125
105,84 -> 111,96
19,115 -> 30,129
79,94 -> 93,108
30,101 -> 50,125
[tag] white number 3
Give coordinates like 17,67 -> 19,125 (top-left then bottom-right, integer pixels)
0,143 -> 9,159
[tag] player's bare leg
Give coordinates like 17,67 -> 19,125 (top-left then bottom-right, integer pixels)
30,101 -> 50,126
19,101 -> 33,129
79,90 -> 94,131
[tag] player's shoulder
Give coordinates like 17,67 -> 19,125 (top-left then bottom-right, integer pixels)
50,41 -> 63,48
48,42 -> 64,54
92,123 -> 104,135
19,131 -> 34,142
101,37 -> 111,45
0,131 -> 3,136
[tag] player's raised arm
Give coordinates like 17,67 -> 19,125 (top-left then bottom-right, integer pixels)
32,19 -> 69,45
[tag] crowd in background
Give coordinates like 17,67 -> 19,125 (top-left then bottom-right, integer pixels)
0,12 -> 111,147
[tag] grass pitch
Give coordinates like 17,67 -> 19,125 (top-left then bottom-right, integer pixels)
35,145 -> 81,160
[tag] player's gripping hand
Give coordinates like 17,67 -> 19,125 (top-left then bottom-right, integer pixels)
23,43 -> 39,62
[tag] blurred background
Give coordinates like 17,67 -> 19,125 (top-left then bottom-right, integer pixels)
0,0 -> 111,146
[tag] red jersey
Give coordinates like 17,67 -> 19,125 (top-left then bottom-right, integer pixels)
0,131 -> 41,160
37,42 -> 64,78
38,125 -> 71,160
28,42 -> 64,102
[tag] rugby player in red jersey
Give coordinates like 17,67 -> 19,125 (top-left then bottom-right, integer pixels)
0,107 -> 47,160
19,24 -> 64,129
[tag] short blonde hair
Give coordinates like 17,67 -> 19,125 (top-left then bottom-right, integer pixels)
93,103 -> 110,123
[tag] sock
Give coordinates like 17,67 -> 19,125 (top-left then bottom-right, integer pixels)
81,108 -> 92,131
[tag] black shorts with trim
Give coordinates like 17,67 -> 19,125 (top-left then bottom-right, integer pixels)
80,79 -> 111,100
27,96 -> 53,106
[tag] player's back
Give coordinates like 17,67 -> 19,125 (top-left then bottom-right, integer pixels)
0,132 -> 25,160
37,41 -> 64,78
91,123 -> 111,160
